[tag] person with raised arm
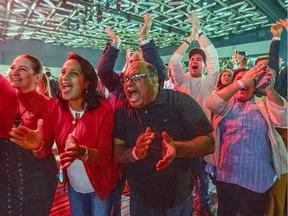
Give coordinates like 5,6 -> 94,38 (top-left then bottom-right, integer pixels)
169,10 -> 219,215
205,63 -> 287,216
97,13 -> 167,215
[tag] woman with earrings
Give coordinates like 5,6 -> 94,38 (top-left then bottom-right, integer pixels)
0,54 -> 58,216
10,53 -> 122,216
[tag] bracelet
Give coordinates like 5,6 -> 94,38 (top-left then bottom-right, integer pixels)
196,29 -> 204,38
237,80 -> 245,89
184,40 -> 190,46
198,31 -> 204,38
132,146 -> 140,161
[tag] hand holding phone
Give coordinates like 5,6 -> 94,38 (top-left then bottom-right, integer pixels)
256,77 -> 271,89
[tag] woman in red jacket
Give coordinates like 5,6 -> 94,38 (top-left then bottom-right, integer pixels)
10,53 -> 122,216
0,54 -> 58,216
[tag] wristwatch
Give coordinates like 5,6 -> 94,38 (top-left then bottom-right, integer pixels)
80,146 -> 89,162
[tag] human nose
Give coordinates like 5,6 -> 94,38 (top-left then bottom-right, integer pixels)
125,78 -> 135,86
61,71 -> 70,80
9,68 -> 20,76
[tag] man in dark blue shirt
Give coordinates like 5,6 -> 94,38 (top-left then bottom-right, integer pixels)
113,60 -> 214,216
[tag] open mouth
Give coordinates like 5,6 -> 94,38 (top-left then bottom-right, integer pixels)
62,83 -> 72,93
191,65 -> 198,70
127,89 -> 140,102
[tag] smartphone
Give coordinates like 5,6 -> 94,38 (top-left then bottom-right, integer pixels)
233,50 -> 247,57
256,72 -> 271,89
238,51 -> 247,56
256,78 -> 271,89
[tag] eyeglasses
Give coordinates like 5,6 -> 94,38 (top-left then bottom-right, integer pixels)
120,73 -> 147,85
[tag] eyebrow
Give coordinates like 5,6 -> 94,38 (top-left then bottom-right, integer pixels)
12,65 -> 29,69
62,68 -> 81,73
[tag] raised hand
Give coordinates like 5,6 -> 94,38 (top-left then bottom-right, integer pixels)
106,26 -> 121,46
60,134 -> 82,169
262,66 -> 276,92
126,48 -> 131,62
134,127 -> 155,160
187,10 -> 201,33
279,18 -> 288,30
9,119 -> 43,150
156,132 -> 176,171
271,22 -> 283,37
140,13 -> 153,41
240,63 -> 266,87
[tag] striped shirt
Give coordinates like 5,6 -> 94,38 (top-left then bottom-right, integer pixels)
216,98 -> 276,193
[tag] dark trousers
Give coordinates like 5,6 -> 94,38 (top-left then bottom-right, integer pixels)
111,175 -> 126,216
216,180 -> 269,216
130,191 -> 192,216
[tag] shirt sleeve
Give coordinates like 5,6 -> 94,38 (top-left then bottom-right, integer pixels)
95,107 -> 115,164
266,96 -> 287,127
141,40 -> 166,88
206,91 -> 229,115
204,44 -> 220,75
97,43 -> 122,92
41,100 -> 57,157
169,52 -> 188,86
268,40 -> 281,92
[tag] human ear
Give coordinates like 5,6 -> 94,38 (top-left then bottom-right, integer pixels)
151,76 -> 158,86
34,73 -> 41,85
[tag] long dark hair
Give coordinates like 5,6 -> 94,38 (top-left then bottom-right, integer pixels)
58,53 -> 103,112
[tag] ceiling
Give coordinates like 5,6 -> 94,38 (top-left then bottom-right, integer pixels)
0,0 -> 286,51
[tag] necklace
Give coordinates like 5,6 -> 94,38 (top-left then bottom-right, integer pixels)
69,106 -> 84,125
14,92 -> 37,127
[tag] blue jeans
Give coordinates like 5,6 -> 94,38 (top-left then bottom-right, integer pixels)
130,192 -> 192,216
68,183 -> 114,216
192,158 -> 209,208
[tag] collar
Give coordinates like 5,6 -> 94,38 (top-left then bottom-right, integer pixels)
16,89 -> 37,98
135,88 -> 167,110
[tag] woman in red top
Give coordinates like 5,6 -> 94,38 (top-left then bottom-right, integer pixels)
0,54 -> 58,216
10,53 -> 122,216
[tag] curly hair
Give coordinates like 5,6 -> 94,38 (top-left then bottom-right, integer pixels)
58,53 -> 103,112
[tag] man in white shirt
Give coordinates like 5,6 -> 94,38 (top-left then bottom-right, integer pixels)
169,10 -> 219,215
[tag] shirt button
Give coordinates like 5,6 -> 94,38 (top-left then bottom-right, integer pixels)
145,111 -> 148,114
